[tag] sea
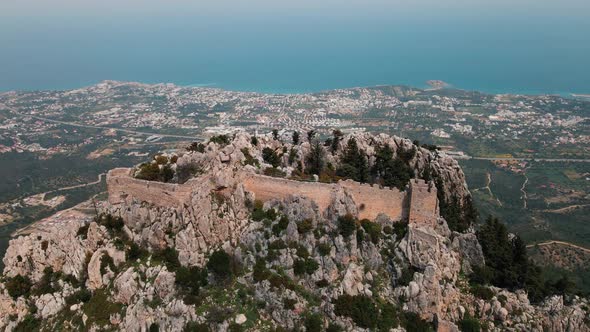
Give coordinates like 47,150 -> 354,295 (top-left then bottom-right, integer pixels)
0,13 -> 589,95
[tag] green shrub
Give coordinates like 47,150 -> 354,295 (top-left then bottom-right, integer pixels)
338,214 -> 357,238
241,148 -> 259,167
82,289 -> 124,327
288,148 -> 298,165
228,323 -> 244,332
316,279 -> 329,288
263,167 -> 286,178
207,250 -> 233,280
383,225 -> 393,235
135,162 -> 160,181
265,208 -> 278,221
283,298 -> 297,310
5,275 -> 32,299
400,311 -> 434,332
296,245 -> 309,259
155,155 -> 169,165
96,213 -> 125,235
293,258 -> 319,276
207,306 -> 233,324
268,239 -> 287,251
153,247 -> 181,271
183,321 -> 210,332
360,219 -> 381,244
209,135 -> 230,146
127,242 -> 149,261
262,147 -> 281,168
272,216 -> 289,236
392,221 -> 408,240
251,200 -> 266,221
250,136 -> 259,146
33,267 -> 59,295
77,223 -> 90,239
14,314 -> 40,332
326,323 -> 343,332
293,259 -> 306,276
187,142 -> 206,152
297,219 -> 314,234
397,265 -> 417,286
176,266 -> 208,304
304,313 -> 323,332
458,314 -> 481,332
100,253 -> 116,275
318,243 -> 331,256
356,228 -> 365,243
177,162 -> 202,183
149,323 -> 160,332
65,289 -> 92,305
333,295 -> 378,329
470,284 -> 494,301
378,302 -> 400,332
305,259 -> 319,274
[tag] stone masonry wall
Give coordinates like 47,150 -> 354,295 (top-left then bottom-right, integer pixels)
107,168 -> 194,208
242,175 -> 406,221
408,179 -> 439,228
107,168 -> 438,224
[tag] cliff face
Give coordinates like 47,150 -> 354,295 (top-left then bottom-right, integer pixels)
0,132 -> 588,332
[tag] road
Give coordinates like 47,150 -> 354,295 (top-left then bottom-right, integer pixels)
51,172 -> 106,192
21,114 -> 204,141
455,155 -> 590,163
527,240 -> 590,254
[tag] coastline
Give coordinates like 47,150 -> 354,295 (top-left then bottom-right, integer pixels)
1,80 -> 587,98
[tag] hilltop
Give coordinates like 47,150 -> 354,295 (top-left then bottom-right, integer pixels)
0,131 -> 588,331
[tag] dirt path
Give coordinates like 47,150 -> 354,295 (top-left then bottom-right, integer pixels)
520,171 -> 529,209
52,173 -> 106,192
541,204 -> 590,214
481,172 -> 503,206
527,240 -> 590,254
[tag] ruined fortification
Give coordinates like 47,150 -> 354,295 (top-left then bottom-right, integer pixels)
107,168 -> 439,226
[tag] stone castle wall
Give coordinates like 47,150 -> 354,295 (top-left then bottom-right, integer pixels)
107,168 -> 194,208
408,179 -> 439,228
107,168 -> 437,224
242,175 -> 406,221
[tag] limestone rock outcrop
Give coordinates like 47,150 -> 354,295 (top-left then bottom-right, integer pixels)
0,132 -> 587,332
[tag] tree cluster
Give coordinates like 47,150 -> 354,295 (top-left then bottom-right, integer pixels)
472,216 -> 579,303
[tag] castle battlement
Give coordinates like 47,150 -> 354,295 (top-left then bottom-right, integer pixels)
107,168 -> 440,225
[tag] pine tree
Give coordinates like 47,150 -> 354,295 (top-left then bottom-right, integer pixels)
292,131 -> 300,145
306,139 -> 325,175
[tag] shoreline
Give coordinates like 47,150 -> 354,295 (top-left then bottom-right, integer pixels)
0,80 -> 587,98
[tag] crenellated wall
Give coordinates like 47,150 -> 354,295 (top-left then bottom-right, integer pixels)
408,179 -> 439,228
241,174 -> 407,221
107,168 -> 194,208
107,168 -> 438,224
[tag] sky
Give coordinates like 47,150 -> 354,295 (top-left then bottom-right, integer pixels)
1,0 -> 589,93
3,0 -> 590,18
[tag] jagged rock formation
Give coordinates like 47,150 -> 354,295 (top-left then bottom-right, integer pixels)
0,132 -> 588,331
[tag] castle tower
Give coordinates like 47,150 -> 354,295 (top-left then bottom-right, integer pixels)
408,179 -> 439,227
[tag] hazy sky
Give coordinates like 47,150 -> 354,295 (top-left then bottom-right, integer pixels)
3,0 -> 590,18
1,0 -> 588,93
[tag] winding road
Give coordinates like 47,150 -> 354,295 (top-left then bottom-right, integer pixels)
456,156 -> 590,163
21,113 -> 203,141
526,240 -> 590,254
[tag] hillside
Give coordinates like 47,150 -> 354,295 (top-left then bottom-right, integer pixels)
0,132 -> 588,331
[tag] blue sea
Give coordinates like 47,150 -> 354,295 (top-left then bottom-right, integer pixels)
0,13 -> 589,95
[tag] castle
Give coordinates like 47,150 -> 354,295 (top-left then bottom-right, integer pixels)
107,168 -> 440,227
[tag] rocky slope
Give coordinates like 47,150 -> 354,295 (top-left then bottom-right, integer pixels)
0,132 -> 588,332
